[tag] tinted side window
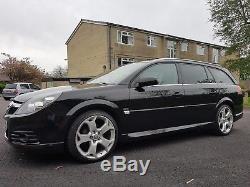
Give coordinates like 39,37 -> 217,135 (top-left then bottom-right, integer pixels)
180,64 -> 208,84
205,67 -> 216,83
30,84 -> 40,89
20,84 -> 30,89
208,68 -> 234,84
138,63 -> 178,85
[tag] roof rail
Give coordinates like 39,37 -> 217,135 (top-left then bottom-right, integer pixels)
154,58 -> 222,67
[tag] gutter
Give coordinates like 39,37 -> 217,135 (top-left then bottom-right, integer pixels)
108,24 -> 112,70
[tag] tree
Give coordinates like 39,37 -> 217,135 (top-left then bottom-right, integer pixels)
208,0 -> 250,79
0,53 -> 45,84
51,65 -> 68,78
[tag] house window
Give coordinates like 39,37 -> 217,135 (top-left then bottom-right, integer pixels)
220,49 -> 225,57
212,48 -> 219,63
117,58 -> 134,67
167,41 -> 177,58
147,36 -> 157,47
197,45 -> 205,55
181,42 -> 188,52
117,31 -> 134,45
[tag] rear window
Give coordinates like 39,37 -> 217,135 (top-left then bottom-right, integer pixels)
180,64 -> 208,84
5,84 -> 17,89
208,68 -> 234,84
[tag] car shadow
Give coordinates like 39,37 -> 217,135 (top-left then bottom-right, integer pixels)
10,126 -> 218,166
115,126 -> 213,154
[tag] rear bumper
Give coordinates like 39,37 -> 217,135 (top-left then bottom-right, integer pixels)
2,95 -> 15,99
2,93 -> 17,98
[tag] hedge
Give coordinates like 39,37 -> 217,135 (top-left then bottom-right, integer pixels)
0,83 -> 6,94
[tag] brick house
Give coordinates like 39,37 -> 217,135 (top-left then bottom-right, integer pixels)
66,19 -> 227,77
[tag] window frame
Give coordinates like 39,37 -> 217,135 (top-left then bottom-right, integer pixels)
204,67 -> 216,83
20,84 -> 30,89
212,48 -> 219,63
196,44 -> 205,56
5,84 -> 17,89
130,62 -> 180,88
178,63 -> 209,84
181,42 -> 188,52
30,84 -> 40,90
117,30 -> 134,45
117,57 -> 135,67
220,49 -> 226,57
207,67 -> 235,84
147,36 -> 157,47
167,41 -> 177,58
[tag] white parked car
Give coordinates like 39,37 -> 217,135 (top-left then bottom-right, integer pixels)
2,83 -> 40,100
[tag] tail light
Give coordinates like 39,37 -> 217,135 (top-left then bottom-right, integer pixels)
236,85 -> 242,95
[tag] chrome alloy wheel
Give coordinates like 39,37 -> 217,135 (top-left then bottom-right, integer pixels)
75,115 -> 116,160
218,106 -> 233,134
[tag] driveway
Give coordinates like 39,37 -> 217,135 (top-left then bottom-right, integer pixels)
0,97 -> 249,186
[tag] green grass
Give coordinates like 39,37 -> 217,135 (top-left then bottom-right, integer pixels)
244,97 -> 250,108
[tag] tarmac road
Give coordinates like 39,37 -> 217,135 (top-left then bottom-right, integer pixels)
0,97 -> 249,186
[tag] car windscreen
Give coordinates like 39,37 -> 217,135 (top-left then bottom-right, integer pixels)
87,63 -> 146,85
5,84 -> 17,89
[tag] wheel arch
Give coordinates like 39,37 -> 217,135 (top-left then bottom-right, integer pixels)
216,97 -> 235,114
65,99 -> 123,132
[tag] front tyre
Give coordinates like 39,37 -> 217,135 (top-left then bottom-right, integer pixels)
67,110 -> 118,162
214,105 -> 234,136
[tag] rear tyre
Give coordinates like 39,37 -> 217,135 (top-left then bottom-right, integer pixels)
214,105 -> 234,136
67,110 -> 118,162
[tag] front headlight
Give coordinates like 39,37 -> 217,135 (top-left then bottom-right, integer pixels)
15,93 -> 61,115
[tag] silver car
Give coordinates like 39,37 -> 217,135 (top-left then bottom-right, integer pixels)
2,83 -> 40,100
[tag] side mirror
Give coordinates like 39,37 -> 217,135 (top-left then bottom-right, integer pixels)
135,77 -> 158,88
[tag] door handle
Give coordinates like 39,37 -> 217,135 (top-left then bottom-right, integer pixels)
210,89 -> 218,94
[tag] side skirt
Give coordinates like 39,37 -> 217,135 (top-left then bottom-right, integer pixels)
123,122 -> 214,138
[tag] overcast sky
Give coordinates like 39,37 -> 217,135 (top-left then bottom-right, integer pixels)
0,0 -> 222,72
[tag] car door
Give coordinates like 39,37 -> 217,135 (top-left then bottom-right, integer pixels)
127,62 -> 185,133
178,63 -> 218,125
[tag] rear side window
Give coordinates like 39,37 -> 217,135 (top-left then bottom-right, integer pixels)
205,68 -> 216,83
5,84 -> 17,89
208,68 -> 234,84
30,84 -> 40,89
138,63 -> 178,85
180,64 -> 208,84
20,84 -> 30,89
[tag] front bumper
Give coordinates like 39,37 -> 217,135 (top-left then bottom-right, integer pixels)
4,131 -> 64,149
4,102 -> 70,149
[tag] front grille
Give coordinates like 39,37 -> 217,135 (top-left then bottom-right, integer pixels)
10,131 -> 40,145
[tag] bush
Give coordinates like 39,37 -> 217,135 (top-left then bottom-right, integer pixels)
0,82 -> 6,94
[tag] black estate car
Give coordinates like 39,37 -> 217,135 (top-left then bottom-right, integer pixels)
4,59 -> 243,162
